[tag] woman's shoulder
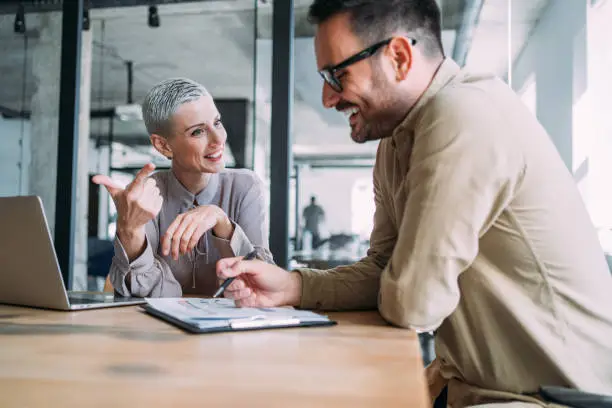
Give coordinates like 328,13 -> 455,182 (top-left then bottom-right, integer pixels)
150,169 -> 170,185
218,168 -> 264,194
219,168 -> 262,184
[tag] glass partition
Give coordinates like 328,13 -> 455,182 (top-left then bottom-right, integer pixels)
86,1 -> 258,289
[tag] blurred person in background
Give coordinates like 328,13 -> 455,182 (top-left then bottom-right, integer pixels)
302,195 -> 326,249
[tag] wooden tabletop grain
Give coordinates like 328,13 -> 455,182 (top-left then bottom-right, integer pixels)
0,304 -> 429,408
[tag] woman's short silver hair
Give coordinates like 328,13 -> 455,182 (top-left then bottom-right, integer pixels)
142,77 -> 209,137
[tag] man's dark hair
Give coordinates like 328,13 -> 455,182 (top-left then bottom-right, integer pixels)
308,0 -> 444,59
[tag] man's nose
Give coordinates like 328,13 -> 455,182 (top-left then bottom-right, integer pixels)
322,81 -> 341,109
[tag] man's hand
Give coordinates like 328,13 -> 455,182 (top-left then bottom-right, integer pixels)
216,257 -> 302,308
92,163 -> 162,234
161,205 -> 233,260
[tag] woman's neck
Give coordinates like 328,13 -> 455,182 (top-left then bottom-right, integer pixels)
171,166 -> 212,195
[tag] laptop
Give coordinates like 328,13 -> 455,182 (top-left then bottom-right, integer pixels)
0,196 -> 146,310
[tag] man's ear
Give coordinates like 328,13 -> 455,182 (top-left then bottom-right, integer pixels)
150,133 -> 172,159
388,36 -> 413,82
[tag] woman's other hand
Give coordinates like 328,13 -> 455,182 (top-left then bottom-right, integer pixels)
161,205 -> 233,260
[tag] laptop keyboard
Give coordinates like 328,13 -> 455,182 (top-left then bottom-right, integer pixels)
68,293 -> 137,304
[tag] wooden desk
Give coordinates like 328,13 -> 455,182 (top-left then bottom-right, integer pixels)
0,304 -> 429,407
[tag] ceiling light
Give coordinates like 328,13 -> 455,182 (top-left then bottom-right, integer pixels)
14,4 -> 25,34
148,6 -> 160,28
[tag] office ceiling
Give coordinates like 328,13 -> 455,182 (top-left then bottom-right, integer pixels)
0,0 -> 550,159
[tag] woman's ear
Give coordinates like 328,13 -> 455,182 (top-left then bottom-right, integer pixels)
150,134 -> 173,159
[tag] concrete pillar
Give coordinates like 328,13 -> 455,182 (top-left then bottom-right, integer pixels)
0,117 -> 30,196
29,12 -> 93,290
73,28 -> 93,291
29,12 -> 62,234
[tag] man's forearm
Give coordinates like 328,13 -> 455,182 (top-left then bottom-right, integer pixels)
296,258 -> 383,310
116,226 -> 147,262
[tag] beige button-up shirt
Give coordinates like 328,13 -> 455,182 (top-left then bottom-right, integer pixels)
110,169 -> 273,297
298,59 -> 612,405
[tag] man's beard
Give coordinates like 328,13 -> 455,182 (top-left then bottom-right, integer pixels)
353,72 -> 404,143
356,116 -> 396,143
356,99 -> 403,143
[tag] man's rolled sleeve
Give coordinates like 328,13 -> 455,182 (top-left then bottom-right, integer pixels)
297,268 -> 330,310
296,263 -> 383,310
379,93 -> 525,331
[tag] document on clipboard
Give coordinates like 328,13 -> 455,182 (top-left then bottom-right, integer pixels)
142,298 -> 336,334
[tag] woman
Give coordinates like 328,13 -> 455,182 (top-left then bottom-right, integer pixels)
93,78 -> 272,297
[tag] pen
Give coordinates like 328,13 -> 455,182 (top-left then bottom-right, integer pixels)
212,249 -> 259,298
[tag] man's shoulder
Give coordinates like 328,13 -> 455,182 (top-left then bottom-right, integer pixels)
426,72 -> 508,119
414,77 -> 515,142
373,138 -> 394,169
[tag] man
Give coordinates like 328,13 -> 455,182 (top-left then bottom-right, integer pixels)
217,0 -> 612,406
302,195 -> 325,249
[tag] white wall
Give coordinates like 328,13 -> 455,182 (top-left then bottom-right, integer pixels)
296,167 -> 374,237
512,0 -> 612,233
0,116 -> 30,196
511,0 -> 588,173
584,0 -> 612,229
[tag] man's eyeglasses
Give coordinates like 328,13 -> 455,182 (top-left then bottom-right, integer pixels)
318,37 -> 417,93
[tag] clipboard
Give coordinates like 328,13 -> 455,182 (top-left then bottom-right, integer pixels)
142,298 -> 336,334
